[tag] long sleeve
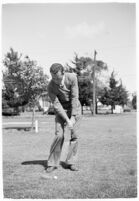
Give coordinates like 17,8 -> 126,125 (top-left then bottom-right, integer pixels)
70,74 -> 80,116
48,84 -> 69,121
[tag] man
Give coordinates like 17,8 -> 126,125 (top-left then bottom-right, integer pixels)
46,63 -> 81,173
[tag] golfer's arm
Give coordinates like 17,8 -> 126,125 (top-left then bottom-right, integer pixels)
71,75 -> 79,116
48,87 -> 69,122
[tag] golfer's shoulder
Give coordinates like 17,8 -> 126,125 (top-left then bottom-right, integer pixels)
65,72 -> 77,82
47,80 -> 55,91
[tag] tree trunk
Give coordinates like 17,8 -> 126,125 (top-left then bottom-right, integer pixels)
96,101 -> 98,114
81,106 -> 83,115
111,105 -> 114,114
31,107 -> 35,130
22,106 -> 25,112
90,102 -> 93,114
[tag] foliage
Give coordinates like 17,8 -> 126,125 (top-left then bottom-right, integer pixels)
3,48 -> 49,109
78,76 -> 93,106
65,53 -> 108,111
70,52 -> 107,76
99,71 -> 129,113
132,94 -> 137,109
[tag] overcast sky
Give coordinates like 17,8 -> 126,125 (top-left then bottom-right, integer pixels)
2,2 -> 136,93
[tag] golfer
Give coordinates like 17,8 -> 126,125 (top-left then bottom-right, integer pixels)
46,63 -> 81,173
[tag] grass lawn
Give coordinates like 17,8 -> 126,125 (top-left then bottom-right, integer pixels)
2,112 -> 137,199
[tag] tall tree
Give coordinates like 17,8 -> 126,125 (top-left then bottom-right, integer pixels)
78,75 -> 93,114
99,71 -> 129,113
132,93 -> 137,109
69,53 -> 107,75
3,48 -> 49,111
3,48 -> 25,108
65,53 -> 108,113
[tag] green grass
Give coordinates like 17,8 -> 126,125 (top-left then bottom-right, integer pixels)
2,112 -> 137,198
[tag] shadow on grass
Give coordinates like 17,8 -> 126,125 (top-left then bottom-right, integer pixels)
21,160 -> 71,170
60,161 -> 71,169
21,160 -> 48,169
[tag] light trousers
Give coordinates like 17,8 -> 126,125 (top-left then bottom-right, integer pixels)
47,112 -> 81,167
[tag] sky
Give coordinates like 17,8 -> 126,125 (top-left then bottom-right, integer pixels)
2,1 -> 136,94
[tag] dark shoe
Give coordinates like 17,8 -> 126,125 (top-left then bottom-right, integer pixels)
46,166 -> 57,173
69,165 -> 79,171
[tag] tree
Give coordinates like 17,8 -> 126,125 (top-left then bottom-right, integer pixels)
65,53 -> 108,114
3,48 -> 49,111
116,82 -> 129,106
70,52 -> 107,76
20,56 -> 49,106
78,76 -> 93,114
3,48 -> 25,109
99,71 -> 129,113
132,93 -> 137,109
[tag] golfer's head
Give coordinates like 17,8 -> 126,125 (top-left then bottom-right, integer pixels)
50,63 -> 64,85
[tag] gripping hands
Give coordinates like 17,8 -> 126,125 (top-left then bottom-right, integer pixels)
66,116 -> 76,130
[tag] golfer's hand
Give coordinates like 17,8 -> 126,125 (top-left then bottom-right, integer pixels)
67,119 -> 74,130
70,116 -> 76,125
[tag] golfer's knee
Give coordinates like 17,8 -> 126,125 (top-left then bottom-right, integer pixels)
55,129 -> 64,139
